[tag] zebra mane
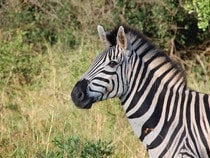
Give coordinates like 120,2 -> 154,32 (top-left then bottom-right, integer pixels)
106,25 -> 187,84
106,25 -> 150,46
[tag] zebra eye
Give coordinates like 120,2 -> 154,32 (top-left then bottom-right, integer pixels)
108,61 -> 118,68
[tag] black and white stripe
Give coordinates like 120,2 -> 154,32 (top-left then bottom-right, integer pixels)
71,25 -> 210,157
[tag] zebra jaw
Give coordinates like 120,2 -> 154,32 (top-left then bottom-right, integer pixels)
71,79 -> 95,109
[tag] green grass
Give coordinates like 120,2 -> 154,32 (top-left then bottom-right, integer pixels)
0,40 -> 209,158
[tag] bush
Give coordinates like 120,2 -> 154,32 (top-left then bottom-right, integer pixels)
0,30 -> 45,89
0,0 -> 209,90
0,0 -> 78,50
39,136 -> 114,158
112,0 -> 209,50
0,0 -> 80,92
182,0 -> 210,31
0,0 -> 209,52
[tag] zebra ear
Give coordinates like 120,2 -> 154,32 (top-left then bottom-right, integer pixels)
117,26 -> 128,50
97,25 -> 111,48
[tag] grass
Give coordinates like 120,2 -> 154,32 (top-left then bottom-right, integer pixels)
0,38 -> 209,158
0,40 -> 147,158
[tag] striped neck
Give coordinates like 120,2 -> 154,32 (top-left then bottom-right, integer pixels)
120,31 -> 186,104
119,31 -> 187,143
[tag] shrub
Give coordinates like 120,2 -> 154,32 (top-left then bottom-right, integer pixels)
39,136 -> 114,158
0,0 -> 78,50
0,0 -> 79,92
0,0 -> 209,52
112,0 -> 208,50
182,0 -> 210,31
0,30 -> 45,89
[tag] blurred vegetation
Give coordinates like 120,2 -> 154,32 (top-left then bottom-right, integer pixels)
0,0 -> 209,90
181,0 -> 210,31
0,0 -> 209,157
48,136 -> 113,158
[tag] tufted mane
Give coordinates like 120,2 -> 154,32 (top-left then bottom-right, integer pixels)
106,25 -> 152,46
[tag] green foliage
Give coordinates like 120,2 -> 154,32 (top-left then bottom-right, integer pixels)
40,136 -> 114,158
0,0 -> 209,52
0,30 -> 45,90
182,0 -> 210,31
112,0 -> 209,49
1,0 -> 78,49
0,0 -> 79,92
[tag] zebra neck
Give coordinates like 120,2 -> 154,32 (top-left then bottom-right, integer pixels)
120,48 -> 186,105
119,48 -> 187,144
121,76 -> 186,144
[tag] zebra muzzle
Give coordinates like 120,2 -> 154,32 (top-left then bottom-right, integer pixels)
71,79 -> 93,109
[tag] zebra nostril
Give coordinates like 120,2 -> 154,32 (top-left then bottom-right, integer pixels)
71,79 -> 90,107
77,91 -> 84,101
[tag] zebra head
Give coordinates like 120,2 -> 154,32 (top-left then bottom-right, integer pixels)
71,25 -> 131,109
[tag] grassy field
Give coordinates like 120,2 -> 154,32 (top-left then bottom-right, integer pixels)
0,1 -> 209,157
0,36 -> 210,158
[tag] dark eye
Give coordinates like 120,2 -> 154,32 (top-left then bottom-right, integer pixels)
108,61 -> 118,68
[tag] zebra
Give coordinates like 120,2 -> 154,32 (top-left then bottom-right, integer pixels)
71,25 -> 210,158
